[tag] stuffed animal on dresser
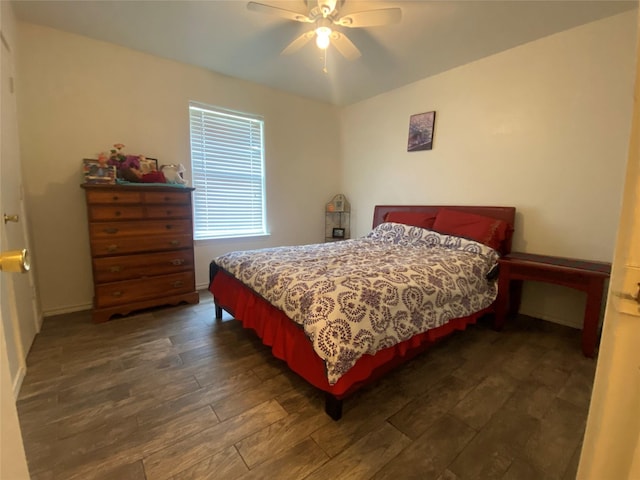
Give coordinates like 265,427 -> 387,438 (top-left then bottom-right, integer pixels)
161,164 -> 188,185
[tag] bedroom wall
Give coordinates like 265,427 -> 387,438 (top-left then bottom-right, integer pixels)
15,23 -> 341,316
339,10 -> 638,328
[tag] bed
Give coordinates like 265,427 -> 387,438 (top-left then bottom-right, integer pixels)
209,205 -> 516,419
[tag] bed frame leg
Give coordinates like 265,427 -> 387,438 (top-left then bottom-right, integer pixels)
215,304 -> 222,320
325,393 -> 343,421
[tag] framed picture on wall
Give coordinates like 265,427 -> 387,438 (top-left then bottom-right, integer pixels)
407,111 -> 436,152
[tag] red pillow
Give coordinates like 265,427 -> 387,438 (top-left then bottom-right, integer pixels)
432,209 -> 508,251
384,211 -> 437,229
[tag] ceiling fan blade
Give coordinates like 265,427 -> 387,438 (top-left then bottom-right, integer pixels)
329,31 -> 361,60
247,2 -> 313,23
281,31 -> 315,55
335,8 -> 402,28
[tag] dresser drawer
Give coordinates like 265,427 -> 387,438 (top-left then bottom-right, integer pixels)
88,206 -> 145,221
93,250 -> 194,283
95,271 -> 195,308
145,205 -> 192,219
143,191 -> 191,205
86,190 -> 143,205
91,234 -> 193,256
89,220 -> 192,238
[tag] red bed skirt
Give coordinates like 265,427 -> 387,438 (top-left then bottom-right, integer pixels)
210,270 -> 491,399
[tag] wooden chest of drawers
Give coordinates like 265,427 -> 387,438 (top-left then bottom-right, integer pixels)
82,184 -> 199,322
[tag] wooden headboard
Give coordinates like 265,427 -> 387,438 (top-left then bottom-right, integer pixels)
373,205 -> 516,255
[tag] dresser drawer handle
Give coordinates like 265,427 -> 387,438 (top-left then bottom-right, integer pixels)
112,291 -> 123,297
169,240 -> 179,246
109,266 -> 122,273
114,211 -> 122,217
164,196 -> 171,202
107,244 -> 118,252
165,224 -> 173,230
171,280 -> 184,288
171,259 -> 185,266
112,196 -> 119,201
104,227 -> 119,234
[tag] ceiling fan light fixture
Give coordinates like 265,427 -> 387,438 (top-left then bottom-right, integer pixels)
248,0 -> 401,60
315,26 -> 332,49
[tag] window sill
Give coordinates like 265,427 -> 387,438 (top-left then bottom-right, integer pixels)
195,233 -> 271,245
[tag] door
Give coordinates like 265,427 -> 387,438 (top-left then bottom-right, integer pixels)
0,3 -> 33,478
0,1 -> 39,391
577,11 -> 640,479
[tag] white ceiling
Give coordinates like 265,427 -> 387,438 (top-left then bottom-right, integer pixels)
11,0 -> 638,106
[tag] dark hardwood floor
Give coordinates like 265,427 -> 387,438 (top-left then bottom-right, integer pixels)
17,291 -> 596,479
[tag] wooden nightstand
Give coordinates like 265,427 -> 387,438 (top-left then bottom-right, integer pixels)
495,252 -> 611,357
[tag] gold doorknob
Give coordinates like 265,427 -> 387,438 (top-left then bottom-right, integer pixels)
3,214 -> 19,224
0,249 -> 30,273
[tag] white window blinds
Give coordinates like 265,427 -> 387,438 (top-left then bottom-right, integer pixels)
189,103 -> 266,240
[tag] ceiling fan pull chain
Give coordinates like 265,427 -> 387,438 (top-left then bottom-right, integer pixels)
323,48 -> 328,74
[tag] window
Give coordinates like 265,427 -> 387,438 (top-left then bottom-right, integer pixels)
189,102 -> 266,240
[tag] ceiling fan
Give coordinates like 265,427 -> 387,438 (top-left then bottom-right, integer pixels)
247,0 -> 402,60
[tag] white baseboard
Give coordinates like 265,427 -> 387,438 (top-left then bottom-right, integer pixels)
13,364 -> 25,399
42,302 -> 92,318
42,291 -> 212,319
518,307 -> 582,329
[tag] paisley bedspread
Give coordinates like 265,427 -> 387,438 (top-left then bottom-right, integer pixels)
212,222 -> 500,385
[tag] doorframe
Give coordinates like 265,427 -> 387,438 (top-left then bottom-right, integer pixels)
577,8 -> 640,479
